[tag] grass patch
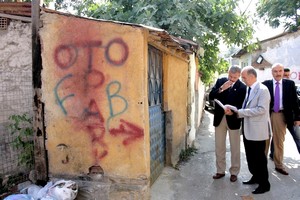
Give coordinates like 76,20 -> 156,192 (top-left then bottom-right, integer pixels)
175,146 -> 198,170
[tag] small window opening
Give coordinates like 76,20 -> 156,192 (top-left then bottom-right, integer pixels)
0,17 -> 8,30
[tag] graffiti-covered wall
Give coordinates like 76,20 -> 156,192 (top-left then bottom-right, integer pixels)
40,13 -> 149,179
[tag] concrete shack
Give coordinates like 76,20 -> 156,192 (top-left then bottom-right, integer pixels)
39,9 -> 201,199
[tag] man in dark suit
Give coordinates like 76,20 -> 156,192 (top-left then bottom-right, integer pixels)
269,67 -> 300,159
209,66 -> 246,182
229,66 -> 271,194
262,63 -> 300,175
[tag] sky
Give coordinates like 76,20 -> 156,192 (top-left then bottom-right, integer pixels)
220,0 -> 285,52
239,0 -> 285,41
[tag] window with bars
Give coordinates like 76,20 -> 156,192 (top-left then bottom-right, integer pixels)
0,17 -> 8,30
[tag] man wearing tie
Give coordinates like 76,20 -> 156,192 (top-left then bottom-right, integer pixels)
269,67 -> 300,160
262,63 -> 300,175
226,66 -> 271,194
209,66 -> 246,182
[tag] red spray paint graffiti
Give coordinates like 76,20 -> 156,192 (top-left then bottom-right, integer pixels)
53,38 -> 143,165
109,119 -> 144,146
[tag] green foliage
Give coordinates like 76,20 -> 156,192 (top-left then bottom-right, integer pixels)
257,0 -> 300,31
175,146 -> 198,169
7,113 -> 34,169
43,0 -> 255,84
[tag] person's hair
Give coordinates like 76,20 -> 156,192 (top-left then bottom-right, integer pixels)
243,66 -> 257,78
228,65 -> 241,74
247,68 -> 257,78
284,68 -> 290,72
271,63 -> 284,69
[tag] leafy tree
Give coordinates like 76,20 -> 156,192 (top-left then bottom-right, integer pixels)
43,0 -> 255,84
257,0 -> 300,32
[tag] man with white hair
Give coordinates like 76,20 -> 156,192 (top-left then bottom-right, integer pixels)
226,66 -> 271,194
262,63 -> 300,175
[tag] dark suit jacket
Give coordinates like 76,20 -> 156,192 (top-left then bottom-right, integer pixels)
262,79 -> 300,126
209,78 -> 246,130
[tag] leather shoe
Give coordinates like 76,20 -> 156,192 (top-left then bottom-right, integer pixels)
213,173 -> 225,179
252,186 -> 270,194
230,175 -> 237,182
275,168 -> 289,175
242,179 -> 257,185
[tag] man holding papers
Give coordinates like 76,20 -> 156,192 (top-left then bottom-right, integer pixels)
209,66 -> 246,182
231,66 -> 271,194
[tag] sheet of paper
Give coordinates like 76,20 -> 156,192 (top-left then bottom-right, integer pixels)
214,99 -> 225,109
214,99 -> 238,112
225,104 -> 238,112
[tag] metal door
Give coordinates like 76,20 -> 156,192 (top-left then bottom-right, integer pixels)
148,45 -> 165,185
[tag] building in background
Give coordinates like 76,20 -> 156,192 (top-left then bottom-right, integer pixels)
232,29 -> 300,84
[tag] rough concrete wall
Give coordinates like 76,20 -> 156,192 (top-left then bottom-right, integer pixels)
163,54 -> 188,166
194,57 -> 206,130
262,32 -> 300,67
0,20 -> 32,122
187,54 -> 205,147
186,54 -> 196,147
0,20 -> 33,174
259,32 -> 300,83
40,13 -> 149,183
239,31 -> 300,83
194,80 -> 205,133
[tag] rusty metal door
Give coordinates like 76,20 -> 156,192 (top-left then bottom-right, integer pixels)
148,45 -> 165,185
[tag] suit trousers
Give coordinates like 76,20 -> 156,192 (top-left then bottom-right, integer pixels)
270,112 -> 287,169
243,135 -> 270,188
268,123 -> 300,157
215,116 -> 240,175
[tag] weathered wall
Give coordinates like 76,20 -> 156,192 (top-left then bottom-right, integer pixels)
163,53 -> 188,165
260,31 -> 300,83
187,54 -> 205,147
0,20 -> 32,122
262,32 -> 300,68
238,30 -> 300,83
40,13 -> 150,183
0,20 -> 33,175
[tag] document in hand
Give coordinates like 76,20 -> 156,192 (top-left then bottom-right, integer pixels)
214,99 -> 238,112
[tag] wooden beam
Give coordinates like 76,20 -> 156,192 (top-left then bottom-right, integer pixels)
32,0 -> 48,182
0,13 -> 31,22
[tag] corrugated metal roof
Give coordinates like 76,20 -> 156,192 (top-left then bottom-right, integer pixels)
0,2 -> 199,55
